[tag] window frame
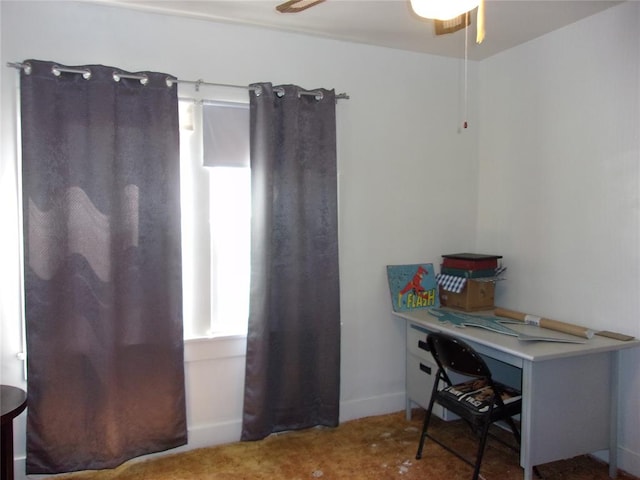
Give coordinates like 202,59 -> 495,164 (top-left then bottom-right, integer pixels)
179,97 -> 251,340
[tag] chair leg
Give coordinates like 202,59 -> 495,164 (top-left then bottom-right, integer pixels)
471,420 -> 492,480
415,392 -> 438,460
505,416 -> 521,446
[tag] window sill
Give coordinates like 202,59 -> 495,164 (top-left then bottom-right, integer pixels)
184,333 -> 247,362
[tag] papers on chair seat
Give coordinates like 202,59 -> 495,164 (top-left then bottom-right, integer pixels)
441,378 -> 521,413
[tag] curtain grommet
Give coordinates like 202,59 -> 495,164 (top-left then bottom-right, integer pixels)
52,65 -> 91,80
113,71 -> 148,85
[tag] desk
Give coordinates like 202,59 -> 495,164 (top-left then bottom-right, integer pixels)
1,385 -> 27,480
395,309 -> 640,480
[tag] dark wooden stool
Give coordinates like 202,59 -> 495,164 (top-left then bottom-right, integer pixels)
1,385 -> 27,480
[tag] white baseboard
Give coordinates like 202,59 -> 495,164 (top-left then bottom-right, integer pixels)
183,419 -> 243,450
12,459 -> 27,480
618,445 -> 640,478
339,391 -> 406,423
593,446 -> 640,479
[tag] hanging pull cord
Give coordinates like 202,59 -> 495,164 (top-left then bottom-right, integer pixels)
463,11 -> 469,129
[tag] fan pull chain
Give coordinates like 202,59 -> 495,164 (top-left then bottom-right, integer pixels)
463,11 -> 469,129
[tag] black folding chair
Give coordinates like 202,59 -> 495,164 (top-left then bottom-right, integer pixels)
415,331 -> 523,480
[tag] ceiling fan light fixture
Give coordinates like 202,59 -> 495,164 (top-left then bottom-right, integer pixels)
410,0 -> 480,21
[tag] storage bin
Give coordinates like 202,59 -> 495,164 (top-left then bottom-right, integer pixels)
439,279 -> 495,311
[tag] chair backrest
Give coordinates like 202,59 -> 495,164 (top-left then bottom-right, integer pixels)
427,332 -> 492,380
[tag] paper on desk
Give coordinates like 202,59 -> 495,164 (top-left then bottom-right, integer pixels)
514,332 -> 586,344
428,308 -> 587,344
429,308 -> 519,336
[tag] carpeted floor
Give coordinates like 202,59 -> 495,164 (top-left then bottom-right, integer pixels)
51,410 -> 638,480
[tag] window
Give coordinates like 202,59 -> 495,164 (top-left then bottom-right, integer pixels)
179,99 -> 251,339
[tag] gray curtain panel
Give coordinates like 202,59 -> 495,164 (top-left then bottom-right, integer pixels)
20,60 -> 187,474
241,83 -> 341,441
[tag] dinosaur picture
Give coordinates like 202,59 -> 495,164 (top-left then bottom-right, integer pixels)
387,263 -> 439,311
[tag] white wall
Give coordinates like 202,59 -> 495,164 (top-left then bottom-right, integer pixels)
1,2 -> 478,479
3,1 -> 639,478
477,2 -> 640,475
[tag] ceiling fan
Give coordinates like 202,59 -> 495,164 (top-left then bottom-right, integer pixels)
275,0 -> 483,40
276,0 -> 326,13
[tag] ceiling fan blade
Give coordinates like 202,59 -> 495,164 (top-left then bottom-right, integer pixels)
276,0 -> 326,13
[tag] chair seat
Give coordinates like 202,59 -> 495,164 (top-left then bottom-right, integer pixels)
437,378 -> 522,420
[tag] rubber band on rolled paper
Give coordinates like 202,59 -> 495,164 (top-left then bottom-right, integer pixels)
524,314 -> 541,326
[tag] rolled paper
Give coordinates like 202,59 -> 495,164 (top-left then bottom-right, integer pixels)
494,307 -> 595,339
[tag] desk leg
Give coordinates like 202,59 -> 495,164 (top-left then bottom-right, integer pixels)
521,361 -> 534,480
1,420 -> 14,480
609,351 -> 620,479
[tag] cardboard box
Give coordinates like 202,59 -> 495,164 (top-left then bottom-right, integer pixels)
439,280 -> 495,311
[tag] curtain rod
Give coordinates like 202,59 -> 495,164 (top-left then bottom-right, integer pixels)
6,62 -> 350,101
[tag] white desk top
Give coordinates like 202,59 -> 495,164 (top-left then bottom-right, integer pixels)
395,308 -> 640,363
